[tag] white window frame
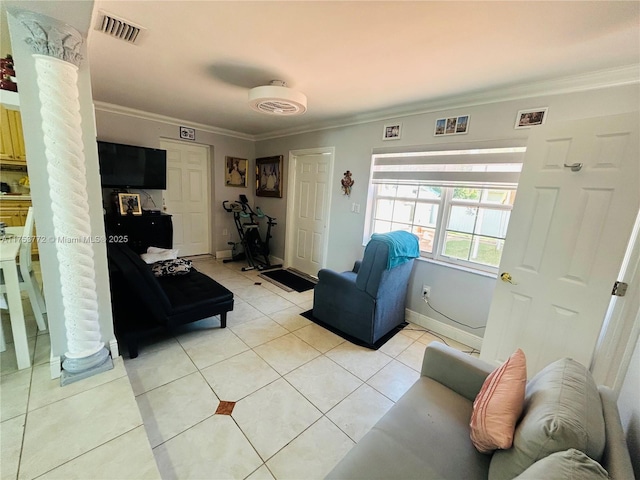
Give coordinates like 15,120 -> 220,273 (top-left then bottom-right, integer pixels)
365,142 -> 526,275
434,186 -> 516,272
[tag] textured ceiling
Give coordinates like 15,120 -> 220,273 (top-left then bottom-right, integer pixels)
86,1 -> 640,137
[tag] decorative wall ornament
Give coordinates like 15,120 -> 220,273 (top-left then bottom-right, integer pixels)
341,170 -> 354,196
20,11 -> 112,384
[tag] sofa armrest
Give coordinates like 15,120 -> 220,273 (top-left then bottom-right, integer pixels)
598,386 -> 634,480
317,268 -> 362,293
421,342 -> 495,402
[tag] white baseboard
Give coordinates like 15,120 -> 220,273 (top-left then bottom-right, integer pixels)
216,249 -> 232,259
405,308 -> 483,351
109,338 -> 120,359
50,354 -> 61,379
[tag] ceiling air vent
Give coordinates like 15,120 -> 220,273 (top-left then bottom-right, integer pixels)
95,11 -> 145,45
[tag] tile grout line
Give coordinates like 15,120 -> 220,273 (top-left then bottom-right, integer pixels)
15,355 -> 35,480
22,365 -> 127,413
277,362 -> 365,442
29,424 -> 144,479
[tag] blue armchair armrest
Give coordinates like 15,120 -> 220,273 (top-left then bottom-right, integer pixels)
317,268 -> 365,297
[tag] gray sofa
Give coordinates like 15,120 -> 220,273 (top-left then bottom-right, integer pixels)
327,342 -> 634,480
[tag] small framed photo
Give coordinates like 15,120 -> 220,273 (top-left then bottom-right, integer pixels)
256,155 -> 283,198
515,108 -> 548,129
383,123 -> 402,140
179,126 -> 195,141
434,115 -> 470,136
225,156 -> 248,187
118,193 -> 142,216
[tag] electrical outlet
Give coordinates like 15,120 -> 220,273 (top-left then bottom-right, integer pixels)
222,228 -> 228,236
422,285 -> 431,300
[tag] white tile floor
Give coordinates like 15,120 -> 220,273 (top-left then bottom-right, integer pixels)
1,256 -> 475,480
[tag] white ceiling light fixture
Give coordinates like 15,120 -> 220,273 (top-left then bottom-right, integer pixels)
248,80 -> 307,115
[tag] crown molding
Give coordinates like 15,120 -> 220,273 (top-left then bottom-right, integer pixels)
254,64 -> 640,141
94,65 -> 639,143
93,101 -> 256,141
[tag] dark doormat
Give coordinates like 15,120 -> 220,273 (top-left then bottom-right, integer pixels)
300,309 -> 407,350
259,268 -> 317,293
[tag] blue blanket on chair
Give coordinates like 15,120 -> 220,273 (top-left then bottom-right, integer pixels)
370,231 -> 420,269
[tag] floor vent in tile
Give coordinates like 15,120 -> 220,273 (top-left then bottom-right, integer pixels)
215,401 -> 236,415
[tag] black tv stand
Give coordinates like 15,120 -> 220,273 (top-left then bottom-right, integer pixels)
105,213 -> 173,254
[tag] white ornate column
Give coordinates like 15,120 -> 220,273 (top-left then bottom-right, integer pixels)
20,12 -> 113,385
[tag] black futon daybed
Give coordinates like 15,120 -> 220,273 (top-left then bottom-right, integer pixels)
107,242 -> 234,358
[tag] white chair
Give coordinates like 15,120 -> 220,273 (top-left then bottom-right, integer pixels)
0,207 -> 47,350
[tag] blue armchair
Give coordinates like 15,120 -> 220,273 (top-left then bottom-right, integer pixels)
312,231 -> 419,348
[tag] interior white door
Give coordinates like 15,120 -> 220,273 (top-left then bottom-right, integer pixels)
480,112 -> 639,376
288,151 -> 333,276
160,140 -> 210,256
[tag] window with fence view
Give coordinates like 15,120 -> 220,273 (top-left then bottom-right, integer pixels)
367,144 -> 525,273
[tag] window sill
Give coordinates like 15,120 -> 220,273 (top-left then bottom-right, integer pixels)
416,256 -> 498,279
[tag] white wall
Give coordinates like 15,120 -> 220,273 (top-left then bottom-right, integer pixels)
255,84 -> 640,336
6,1 -> 115,361
618,334 -> 640,477
94,109 -> 255,255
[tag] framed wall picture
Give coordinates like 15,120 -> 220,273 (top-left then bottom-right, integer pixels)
383,123 -> 402,140
515,108 -> 548,129
179,126 -> 195,140
256,155 -> 283,198
225,156 -> 248,187
118,193 -> 142,216
434,115 -> 470,136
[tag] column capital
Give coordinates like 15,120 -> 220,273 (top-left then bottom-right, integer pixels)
18,11 -> 83,67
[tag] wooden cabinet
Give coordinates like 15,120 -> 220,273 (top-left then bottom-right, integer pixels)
0,198 -> 37,256
105,214 -> 173,254
0,200 -> 28,226
0,105 -> 27,165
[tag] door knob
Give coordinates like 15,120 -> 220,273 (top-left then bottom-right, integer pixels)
500,272 -> 517,284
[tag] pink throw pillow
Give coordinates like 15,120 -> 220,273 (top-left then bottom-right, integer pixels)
470,348 -> 526,453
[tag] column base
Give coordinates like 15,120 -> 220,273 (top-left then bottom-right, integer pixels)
60,347 -> 114,386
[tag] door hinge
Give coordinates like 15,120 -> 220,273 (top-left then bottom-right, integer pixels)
612,281 -> 628,297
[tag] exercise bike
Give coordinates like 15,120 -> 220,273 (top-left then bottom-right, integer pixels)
222,195 -> 282,272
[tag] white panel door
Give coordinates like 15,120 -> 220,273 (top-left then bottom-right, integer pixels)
481,113 -> 639,376
289,152 -> 332,276
160,140 -> 210,256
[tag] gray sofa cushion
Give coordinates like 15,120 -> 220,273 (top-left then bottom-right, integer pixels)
598,386 -> 635,479
514,449 -> 608,480
489,358 -> 606,480
327,376 -> 491,480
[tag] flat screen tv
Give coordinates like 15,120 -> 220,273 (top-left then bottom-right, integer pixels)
97,141 -> 167,189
